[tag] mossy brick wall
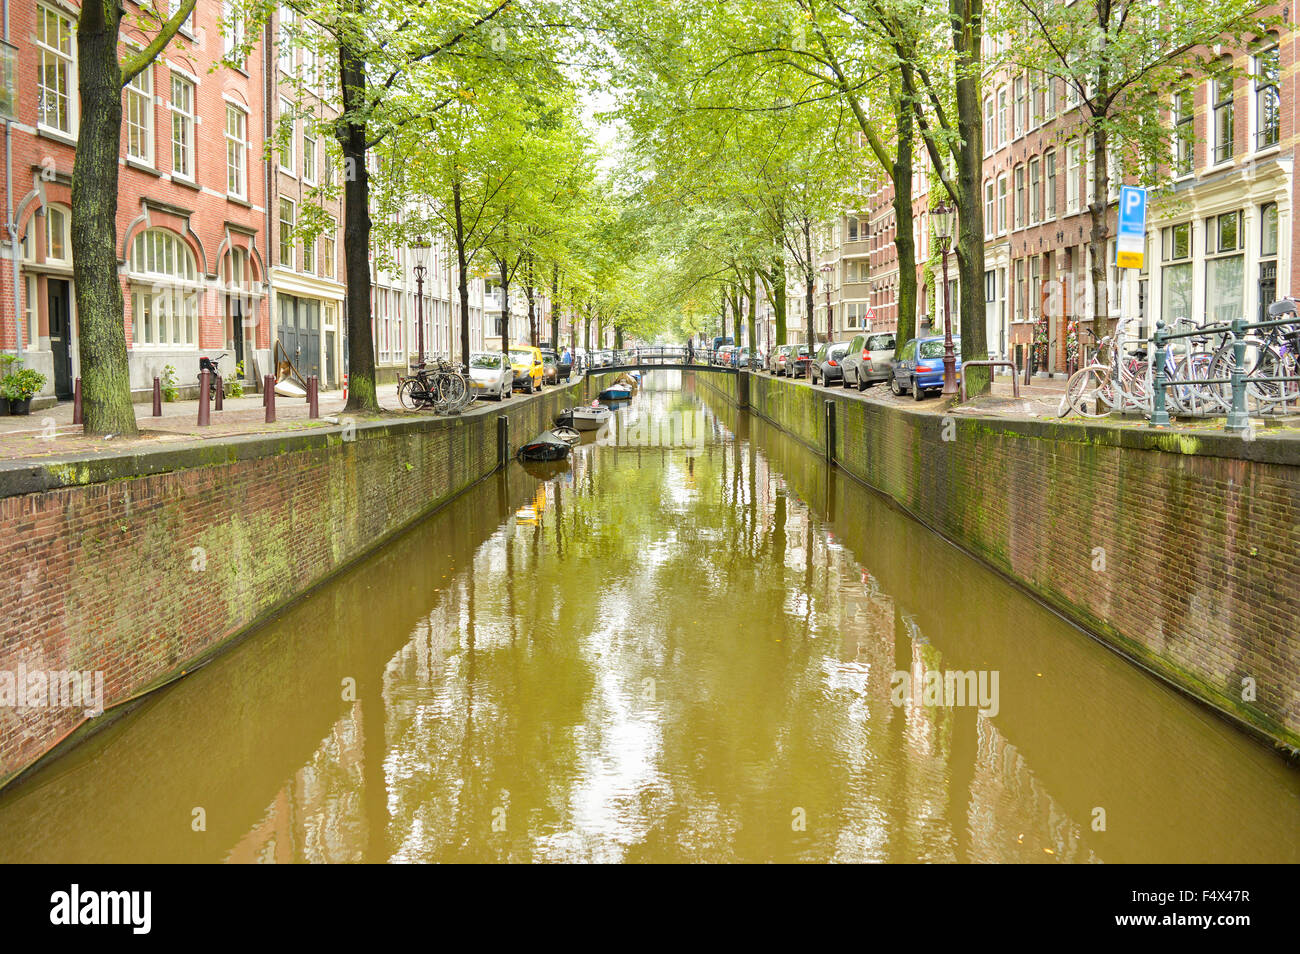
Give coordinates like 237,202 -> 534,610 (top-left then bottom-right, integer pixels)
704,372 -> 1300,751
0,378 -> 611,784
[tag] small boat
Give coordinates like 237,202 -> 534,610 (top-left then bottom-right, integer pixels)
551,426 -> 581,445
517,431 -> 572,462
598,386 -> 632,401
556,403 -> 612,431
274,379 -> 307,398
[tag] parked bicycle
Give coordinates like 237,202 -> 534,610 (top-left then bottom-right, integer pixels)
198,352 -> 227,399
397,357 -> 474,414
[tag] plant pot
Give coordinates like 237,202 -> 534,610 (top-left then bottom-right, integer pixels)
0,397 -> 9,415
10,397 -> 31,415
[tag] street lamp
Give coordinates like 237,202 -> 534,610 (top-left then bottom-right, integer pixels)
412,236 -> 430,367
819,262 -> 834,343
931,200 -> 959,396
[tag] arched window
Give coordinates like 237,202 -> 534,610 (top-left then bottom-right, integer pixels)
46,204 -> 70,263
129,229 -> 199,347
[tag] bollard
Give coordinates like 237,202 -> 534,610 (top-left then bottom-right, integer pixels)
214,375 -> 224,411
263,377 -> 269,406
308,375 -> 319,419
824,399 -> 836,465
153,376 -> 163,416
72,377 -> 82,425
265,375 -> 276,423
1150,320 -> 1170,428
198,369 -> 211,426
342,372 -> 348,401
1226,319 -> 1249,432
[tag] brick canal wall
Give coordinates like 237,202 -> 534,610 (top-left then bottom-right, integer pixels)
701,371 -> 1300,752
0,376 -> 616,784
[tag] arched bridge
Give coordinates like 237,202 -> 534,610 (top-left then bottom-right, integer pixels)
587,348 -> 752,375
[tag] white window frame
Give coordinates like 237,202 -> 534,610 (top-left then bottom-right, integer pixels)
36,3 -> 76,136
279,196 -> 296,269
128,229 -> 200,349
46,205 -> 70,264
278,97 -> 296,175
225,103 -> 248,199
303,127 -> 317,184
169,73 -> 196,182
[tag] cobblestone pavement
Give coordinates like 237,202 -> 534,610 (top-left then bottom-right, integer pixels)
0,379 -> 565,462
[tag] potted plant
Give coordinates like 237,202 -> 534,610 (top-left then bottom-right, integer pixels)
0,354 -> 15,415
3,367 -> 45,415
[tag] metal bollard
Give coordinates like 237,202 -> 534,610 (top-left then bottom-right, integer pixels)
72,377 -> 82,425
198,370 -> 211,426
1226,319 -> 1249,432
1150,320 -> 1170,427
265,375 -> 276,423
308,375 -> 319,419
153,376 -> 163,416
214,375 -> 224,411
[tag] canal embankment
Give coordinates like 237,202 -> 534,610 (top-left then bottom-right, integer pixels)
0,374 -> 615,785
700,370 -> 1300,754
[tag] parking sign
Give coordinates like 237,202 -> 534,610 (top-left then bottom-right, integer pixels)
1116,186 -> 1147,269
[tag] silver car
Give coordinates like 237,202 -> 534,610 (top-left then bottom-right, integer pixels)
468,352 -> 514,400
841,332 -> 897,390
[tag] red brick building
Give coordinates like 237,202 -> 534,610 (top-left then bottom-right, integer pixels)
2,2 -> 271,400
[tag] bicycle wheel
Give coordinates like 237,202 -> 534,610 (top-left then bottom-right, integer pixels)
398,378 -> 419,410
1248,347 -> 1300,409
1059,366 -> 1113,418
436,371 -> 467,409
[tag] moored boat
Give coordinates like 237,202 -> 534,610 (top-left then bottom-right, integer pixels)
517,431 -> 572,461
556,403 -> 612,431
598,386 -> 632,401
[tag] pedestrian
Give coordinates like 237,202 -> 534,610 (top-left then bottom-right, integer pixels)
686,337 -> 694,365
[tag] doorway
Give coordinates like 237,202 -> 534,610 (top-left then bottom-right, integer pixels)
47,279 -> 73,398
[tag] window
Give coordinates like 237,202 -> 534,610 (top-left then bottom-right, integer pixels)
170,74 -> 195,180
1205,212 -> 1243,324
222,0 -> 245,64
1161,222 -> 1193,323
997,175 -> 1008,234
1014,259 -> 1026,321
1044,151 -> 1057,220
36,4 -> 74,134
1014,164 -> 1026,229
24,274 -> 38,348
1030,257 -> 1041,320
1212,74 -> 1234,164
226,105 -> 247,198
1014,75 -> 1027,138
1261,203 -> 1279,258
322,216 -> 337,280
279,197 -> 296,268
1085,135 -> 1096,205
984,180 -> 995,239
278,6 -> 295,74
847,217 -> 859,241
997,87 -> 1008,147
303,229 -> 316,275
124,60 -> 153,163
1173,90 -> 1194,177
46,205 -> 69,262
1255,45 -> 1280,150
303,128 -> 317,183
1066,141 -> 1081,214
1029,158 -> 1041,224
983,96 -> 995,154
278,98 -> 295,174
129,230 -> 199,347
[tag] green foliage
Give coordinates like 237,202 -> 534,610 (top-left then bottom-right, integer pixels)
226,361 -> 246,399
0,360 -> 45,401
161,365 -> 179,403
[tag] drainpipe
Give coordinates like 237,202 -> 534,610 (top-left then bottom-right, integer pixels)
3,0 -> 21,359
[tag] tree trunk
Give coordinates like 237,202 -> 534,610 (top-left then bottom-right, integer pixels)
804,221 -> 815,375
1089,121 -> 1111,341
953,0 -> 989,394
338,28 -> 379,410
893,94 -> 917,345
497,256 -> 510,346
770,254 -> 786,346
453,180 -> 471,372
72,3 -> 136,435
747,270 -> 757,357
719,288 -> 727,343
550,265 -> 560,346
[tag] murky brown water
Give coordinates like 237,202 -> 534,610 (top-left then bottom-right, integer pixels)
1,373 -> 1296,863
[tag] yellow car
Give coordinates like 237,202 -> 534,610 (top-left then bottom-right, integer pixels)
508,344 -> 545,393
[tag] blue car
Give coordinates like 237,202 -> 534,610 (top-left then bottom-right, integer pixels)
890,335 -> 962,400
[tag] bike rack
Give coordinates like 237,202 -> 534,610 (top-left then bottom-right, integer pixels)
959,360 -> 1020,402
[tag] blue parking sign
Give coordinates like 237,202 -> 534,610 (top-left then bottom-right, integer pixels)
1117,186 -> 1147,269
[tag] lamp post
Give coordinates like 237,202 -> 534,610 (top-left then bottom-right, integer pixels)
819,262 -> 834,343
412,236 -> 430,367
931,201 -> 959,395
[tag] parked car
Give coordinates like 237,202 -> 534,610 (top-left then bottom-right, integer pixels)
790,345 -> 813,377
468,352 -> 514,400
712,345 -> 736,366
773,344 -> 794,376
890,335 -> 963,400
508,344 -> 545,393
540,349 -> 559,385
811,340 -> 852,386
738,346 -> 757,369
712,335 -> 734,352
557,349 -> 574,381
841,332 -> 898,390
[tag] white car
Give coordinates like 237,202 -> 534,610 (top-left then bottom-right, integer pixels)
468,352 -> 513,400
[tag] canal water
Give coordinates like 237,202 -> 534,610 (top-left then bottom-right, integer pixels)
1,374 -> 1297,863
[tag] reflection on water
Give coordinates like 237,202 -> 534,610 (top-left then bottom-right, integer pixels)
0,374 -> 1297,863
